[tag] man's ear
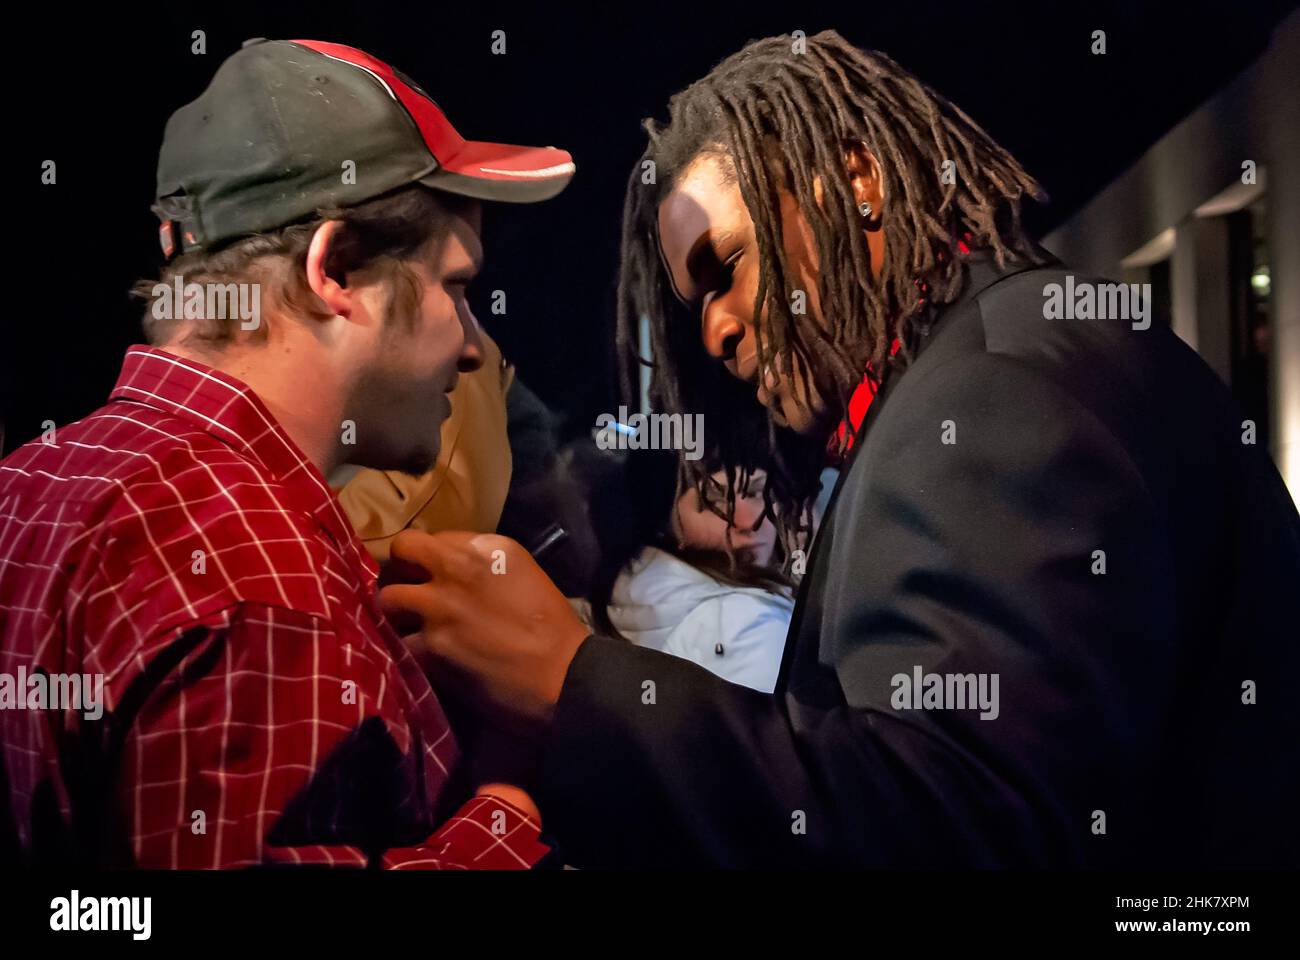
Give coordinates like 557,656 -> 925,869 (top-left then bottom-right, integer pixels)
843,139 -> 884,229
305,220 -> 352,319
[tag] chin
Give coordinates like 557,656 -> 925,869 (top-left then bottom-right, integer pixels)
383,441 -> 439,478
775,402 -> 820,437
777,389 -> 841,441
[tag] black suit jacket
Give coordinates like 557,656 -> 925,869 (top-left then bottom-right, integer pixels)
539,255 -> 1300,867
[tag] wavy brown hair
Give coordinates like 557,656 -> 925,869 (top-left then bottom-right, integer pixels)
133,184 -> 476,348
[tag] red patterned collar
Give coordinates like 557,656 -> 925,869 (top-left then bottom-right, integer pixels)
826,236 -> 975,463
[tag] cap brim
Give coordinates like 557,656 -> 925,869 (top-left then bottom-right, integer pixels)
421,140 -> 575,203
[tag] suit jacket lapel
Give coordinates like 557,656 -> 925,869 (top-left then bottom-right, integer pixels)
775,252 -> 1056,696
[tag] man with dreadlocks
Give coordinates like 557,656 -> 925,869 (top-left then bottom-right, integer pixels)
382,31 -> 1300,867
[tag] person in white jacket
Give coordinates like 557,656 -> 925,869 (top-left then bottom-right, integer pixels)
602,545 -> 792,692
579,447 -> 794,693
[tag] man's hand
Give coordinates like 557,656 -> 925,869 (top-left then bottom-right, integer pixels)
379,529 -> 590,737
475,783 -> 542,824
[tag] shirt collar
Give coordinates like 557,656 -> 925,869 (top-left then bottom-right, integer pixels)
915,245 -> 1058,349
109,345 -> 379,582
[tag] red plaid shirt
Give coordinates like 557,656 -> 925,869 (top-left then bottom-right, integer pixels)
0,346 -> 548,869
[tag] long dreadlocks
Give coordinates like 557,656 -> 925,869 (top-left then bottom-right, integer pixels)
616,29 -> 1046,563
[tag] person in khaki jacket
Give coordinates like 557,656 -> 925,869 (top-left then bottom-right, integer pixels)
332,328 -> 514,564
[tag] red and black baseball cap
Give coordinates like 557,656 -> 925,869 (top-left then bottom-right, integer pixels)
154,38 -> 575,259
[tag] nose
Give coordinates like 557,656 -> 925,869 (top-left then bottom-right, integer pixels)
458,301 -> 485,373
701,297 -> 744,364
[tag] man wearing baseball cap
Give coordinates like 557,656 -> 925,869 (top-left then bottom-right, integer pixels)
0,38 -> 573,868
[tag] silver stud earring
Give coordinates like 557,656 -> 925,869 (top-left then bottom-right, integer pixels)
859,201 -> 873,218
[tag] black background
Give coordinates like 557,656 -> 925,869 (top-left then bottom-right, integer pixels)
4,0 -> 1294,451
2,867 -> 1289,945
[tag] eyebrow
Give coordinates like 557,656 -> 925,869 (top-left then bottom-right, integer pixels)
444,248 -> 484,282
